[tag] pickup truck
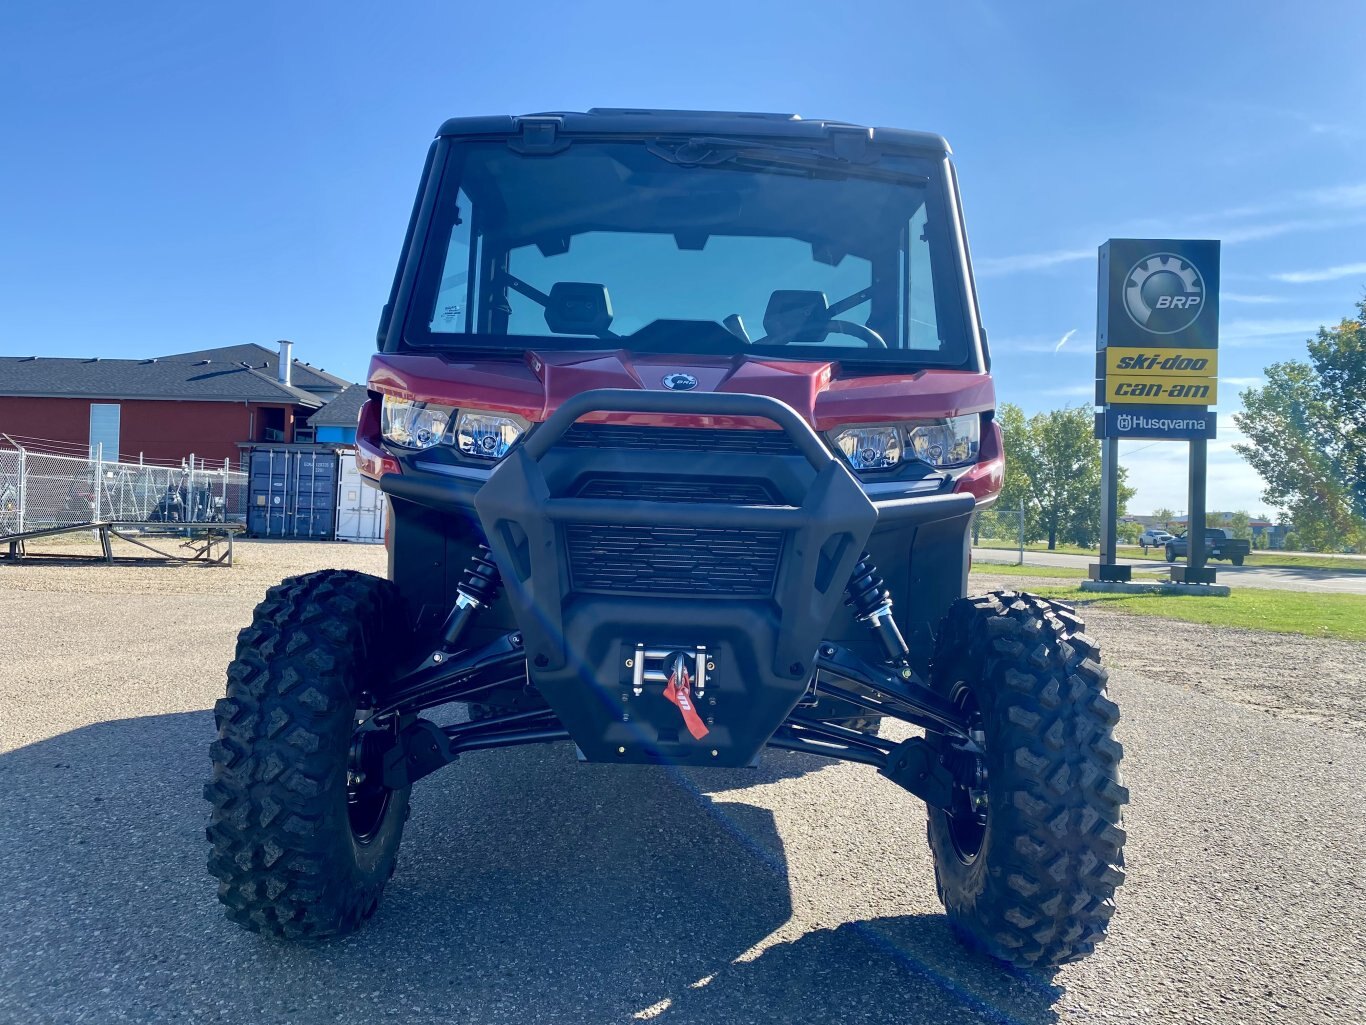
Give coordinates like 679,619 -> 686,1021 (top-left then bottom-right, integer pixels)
1165,528 -> 1251,566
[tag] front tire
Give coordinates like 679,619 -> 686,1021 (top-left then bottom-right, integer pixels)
206,570 -> 412,941
1165,546 -> 1176,562
925,592 -> 1127,967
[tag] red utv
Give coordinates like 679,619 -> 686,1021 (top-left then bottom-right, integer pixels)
207,109 -> 1126,966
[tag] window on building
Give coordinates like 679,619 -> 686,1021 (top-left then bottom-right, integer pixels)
89,403 -> 120,459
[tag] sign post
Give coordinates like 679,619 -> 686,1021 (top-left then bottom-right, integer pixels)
1091,239 -> 1220,585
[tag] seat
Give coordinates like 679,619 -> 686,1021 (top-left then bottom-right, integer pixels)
762,290 -> 829,343
545,282 -> 614,336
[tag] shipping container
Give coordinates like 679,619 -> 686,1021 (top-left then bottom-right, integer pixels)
335,456 -> 387,543
246,449 -> 339,539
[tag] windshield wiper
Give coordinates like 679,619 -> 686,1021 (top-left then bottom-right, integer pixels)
645,137 -> 928,186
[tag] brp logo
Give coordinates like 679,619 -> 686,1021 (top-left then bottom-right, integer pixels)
1124,253 -> 1205,334
662,373 -> 698,391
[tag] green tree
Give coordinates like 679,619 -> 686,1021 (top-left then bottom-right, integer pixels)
998,403 -> 1135,550
1233,300 -> 1366,552
1228,510 -> 1252,541
1152,507 -> 1177,527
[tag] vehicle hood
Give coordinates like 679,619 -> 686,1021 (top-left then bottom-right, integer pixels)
368,350 -> 995,430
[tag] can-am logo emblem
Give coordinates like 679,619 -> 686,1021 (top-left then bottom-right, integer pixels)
1124,253 -> 1205,334
662,373 -> 698,391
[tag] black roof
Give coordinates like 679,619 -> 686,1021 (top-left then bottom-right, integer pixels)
0,353 -> 323,407
159,343 -> 348,393
436,108 -> 952,155
307,383 -> 367,427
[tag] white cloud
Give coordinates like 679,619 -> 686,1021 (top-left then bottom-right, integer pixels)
1218,215 -> 1366,244
1221,292 -> 1287,304
1270,261 -> 1366,284
1054,328 -> 1077,352
1220,376 -> 1265,388
1300,182 -> 1366,207
1118,430 -> 1269,515
993,334 -> 1094,355
974,248 -> 1092,277
977,180 -> 1366,279
1221,318 -> 1323,345
1306,123 -> 1359,142
1041,383 -> 1094,399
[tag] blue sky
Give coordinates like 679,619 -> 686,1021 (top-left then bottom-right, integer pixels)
2,1 -> 1363,514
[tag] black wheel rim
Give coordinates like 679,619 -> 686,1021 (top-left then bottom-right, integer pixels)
348,780 -> 392,844
347,714 -> 395,844
946,684 -> 988,864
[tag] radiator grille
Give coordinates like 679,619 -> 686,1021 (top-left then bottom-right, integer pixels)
565,524 -> 783,596
574,476 -> 781,504
558,423 -> 800,455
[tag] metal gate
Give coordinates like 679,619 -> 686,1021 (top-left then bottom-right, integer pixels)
246,450 -> 339,539
335,455 -> 387,543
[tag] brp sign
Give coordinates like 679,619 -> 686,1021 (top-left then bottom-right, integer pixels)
1123,253 -> 1206,334
1095,238 -> 1220,438
1098,239 -> 1219,349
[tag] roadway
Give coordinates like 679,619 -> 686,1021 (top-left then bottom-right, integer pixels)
973,547 -> 1366,594
1,540 -> 1361,1024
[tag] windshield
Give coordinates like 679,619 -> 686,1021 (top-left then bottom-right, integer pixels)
401,140 -> 973,366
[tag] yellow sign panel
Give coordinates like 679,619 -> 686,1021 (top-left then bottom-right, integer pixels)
1103,376 -> 1218,405
1104,348 -> 1218,377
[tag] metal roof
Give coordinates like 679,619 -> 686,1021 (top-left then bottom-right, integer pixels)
435,108 -> 952,155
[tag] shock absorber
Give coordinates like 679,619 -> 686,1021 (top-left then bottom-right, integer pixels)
844,552 -> 912,666
439,544 -> 504,652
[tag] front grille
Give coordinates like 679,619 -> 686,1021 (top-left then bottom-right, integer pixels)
574,476 -> 781,504
558,423 -> 801,455
565,524 -> 783,596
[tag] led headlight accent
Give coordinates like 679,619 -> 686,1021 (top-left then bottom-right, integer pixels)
906,415 -> 980,468
454,410 -> 529,460
828,414 -> 981,471
381,395 -> 454,450
831,425 -> 903,470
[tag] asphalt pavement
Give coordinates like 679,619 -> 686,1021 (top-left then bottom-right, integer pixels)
973,548 -> 1366,594
1,542 -> 1362,1024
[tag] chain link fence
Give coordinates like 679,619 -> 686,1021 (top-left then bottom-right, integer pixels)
0,442 -> 247,534
972,501 -> 1027,565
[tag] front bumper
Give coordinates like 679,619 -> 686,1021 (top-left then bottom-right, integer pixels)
383,390 -> 973,766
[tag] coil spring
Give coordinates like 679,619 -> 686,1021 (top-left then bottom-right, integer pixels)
459,545 -> 503,606
844,552 -> 890,619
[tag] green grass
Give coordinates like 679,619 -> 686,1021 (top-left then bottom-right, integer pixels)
999,583 -> 1366,642
975,539 -> 1098,558
971,561 -> 1090,579
975,538 -> 1366,573
970,560 -> 1167,580
1237,552 -> 1366,572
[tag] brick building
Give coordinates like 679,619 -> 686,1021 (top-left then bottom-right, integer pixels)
0,342 -> 350,466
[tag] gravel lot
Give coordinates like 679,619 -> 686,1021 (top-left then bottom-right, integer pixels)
1,543 -> 1363,1024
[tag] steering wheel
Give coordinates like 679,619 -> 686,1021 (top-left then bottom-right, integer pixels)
767,319 -> 886,349
821,320 -> 887,348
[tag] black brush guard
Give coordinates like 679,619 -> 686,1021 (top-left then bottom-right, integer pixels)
367,390 -> 977,804
475,389 -> 876,767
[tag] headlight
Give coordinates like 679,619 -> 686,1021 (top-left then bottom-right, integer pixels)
381,395 -> 453,450
828,414 -> 980,471
454,410 -> 529,460
906,415 -> 980,467
831,425 -> 903,471
379,397 -> 528,460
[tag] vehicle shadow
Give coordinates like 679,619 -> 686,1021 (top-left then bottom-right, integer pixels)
0,712 -> 1063,1025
